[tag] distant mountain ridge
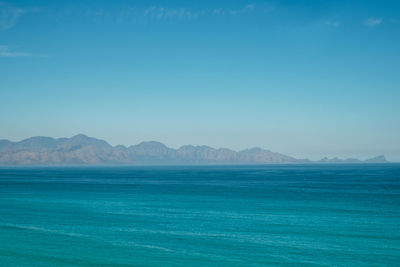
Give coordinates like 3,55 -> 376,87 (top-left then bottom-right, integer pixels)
0,134 -> 390,165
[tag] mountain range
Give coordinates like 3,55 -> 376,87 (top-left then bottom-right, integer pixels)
0,134 -> 390,166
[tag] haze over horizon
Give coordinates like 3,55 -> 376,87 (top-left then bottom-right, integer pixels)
1,0 -> 400,161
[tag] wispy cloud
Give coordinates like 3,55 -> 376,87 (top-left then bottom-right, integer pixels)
365,17 -> 382,27
1,3 -> 259,27
0,45 -> 31,57
325,20 -> 340,27
143,6 -> 199,20
85,4 -> 257,23
139,4 -> 256,21
212,4 -> 255,16
0,1 -> 25,31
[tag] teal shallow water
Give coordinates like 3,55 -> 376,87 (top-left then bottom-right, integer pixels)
0,165 -> 399,266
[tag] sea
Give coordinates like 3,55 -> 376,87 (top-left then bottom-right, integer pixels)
0,165 -> 399,266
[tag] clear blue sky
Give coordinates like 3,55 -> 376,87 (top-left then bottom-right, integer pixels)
1,0 -> 399,161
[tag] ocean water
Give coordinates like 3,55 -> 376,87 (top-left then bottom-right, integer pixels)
0,165 -> 399,266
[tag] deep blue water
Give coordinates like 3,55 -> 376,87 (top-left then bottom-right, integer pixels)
0,165 -> 399,266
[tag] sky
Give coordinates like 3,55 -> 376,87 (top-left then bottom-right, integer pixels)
1,0 -> 400,161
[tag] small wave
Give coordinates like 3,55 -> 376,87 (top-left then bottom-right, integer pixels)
109,240 -> 173,252
0,223 -> 87,238
138,244 -> 173,252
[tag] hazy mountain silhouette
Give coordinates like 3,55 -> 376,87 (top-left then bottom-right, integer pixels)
0,134 -> 390,165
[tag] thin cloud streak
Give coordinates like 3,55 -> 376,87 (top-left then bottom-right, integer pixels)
325,20 -> 340,27
365,17 -> 382,27
212,4 -> 255,16
143,6 -> 199,20
81,4 -> 257,23
140,4 -> 256,21
0,45 -> 32,57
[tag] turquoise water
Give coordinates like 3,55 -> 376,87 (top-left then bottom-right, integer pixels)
0,165 -> 399,266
